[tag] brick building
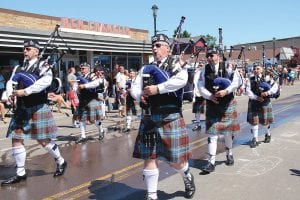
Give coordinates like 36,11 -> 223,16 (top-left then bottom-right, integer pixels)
0,8 -> 152,80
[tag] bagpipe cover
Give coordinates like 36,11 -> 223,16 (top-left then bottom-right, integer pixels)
213,77 -> 231,91
258,81 -> 271,92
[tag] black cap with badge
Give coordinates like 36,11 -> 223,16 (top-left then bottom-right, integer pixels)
24,40 -> 40,49
206,47 -> 219,57
151,34 -> 170,45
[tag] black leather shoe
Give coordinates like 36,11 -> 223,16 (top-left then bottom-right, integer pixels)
53,161 -> 67,177
201,162 -> 215,173
76,137 -> 87,144
123,128 -> 131,133
192,125 -> 201,132
250,138 -> 259,148
264,134 -> 271,143
226,155 -> 234,166
1,174 -> 27,186
183,173 -> 196,199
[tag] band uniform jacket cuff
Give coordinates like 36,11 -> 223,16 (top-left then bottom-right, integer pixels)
24,88 -> 31,96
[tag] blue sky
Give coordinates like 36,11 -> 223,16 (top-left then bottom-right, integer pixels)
1,0 -> 300,46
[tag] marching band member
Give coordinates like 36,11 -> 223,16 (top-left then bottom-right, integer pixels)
1,39 -> 67,186
123,69 -> 140,133
198,47 -> 240,173
131,34 -> 195,200
192,63 -> 205,132
96,67 -> 109,119
74,64 -> 105,143
246,64 -> 278,148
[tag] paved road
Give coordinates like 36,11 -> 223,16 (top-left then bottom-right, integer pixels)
0,82 -> 299,200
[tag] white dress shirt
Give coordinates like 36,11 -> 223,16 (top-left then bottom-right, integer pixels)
246,75 -> 279,100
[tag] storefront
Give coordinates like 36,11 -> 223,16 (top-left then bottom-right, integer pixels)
0,8 -> 152,80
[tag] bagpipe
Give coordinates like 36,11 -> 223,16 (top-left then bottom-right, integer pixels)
12,72 -> 62,94
258,80 -> 280,99
76,73 -> 101,94
12,24 -> 73,94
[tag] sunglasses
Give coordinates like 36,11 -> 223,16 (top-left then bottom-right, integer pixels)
206,54 -> 214,58
24,47 -> 33,51
152,43 -> 167,48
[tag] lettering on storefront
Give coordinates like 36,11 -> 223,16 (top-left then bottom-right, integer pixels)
61,18 -> 130,36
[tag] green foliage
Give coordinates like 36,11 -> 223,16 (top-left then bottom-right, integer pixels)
199,34 -> 217,48
173,29 -> 191,38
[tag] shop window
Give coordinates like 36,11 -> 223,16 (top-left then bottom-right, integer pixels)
128,57 -> 142,71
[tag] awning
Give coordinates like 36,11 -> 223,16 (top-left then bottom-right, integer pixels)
280,47 -> 294,60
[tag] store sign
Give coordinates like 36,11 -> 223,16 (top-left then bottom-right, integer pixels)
60,18 -> 130,36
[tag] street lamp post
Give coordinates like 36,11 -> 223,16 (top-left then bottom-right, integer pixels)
273,37 -> 276,66
151,4 -> 158,36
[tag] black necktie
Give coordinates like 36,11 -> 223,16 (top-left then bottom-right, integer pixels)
157,61 -> 161,66
211,65 -> 215,74
23,60 -> 29,70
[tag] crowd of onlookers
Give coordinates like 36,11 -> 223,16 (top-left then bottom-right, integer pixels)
1,63 -> 300,125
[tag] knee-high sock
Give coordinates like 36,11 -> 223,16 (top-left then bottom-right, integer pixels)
13,145 -> 26,176
45,141 -> 64,165
195,112 -> 201,125
174,162 -> 192,179
126,116 -> 132,129
263,124 -> 271,136
101,102 -> 106,117
208,135 -> 218,165
143,168 -> 159,199
80,121 -> 87,138
95,120 -> 104,133
224,134 -> 233,156
251,125 -> 259,139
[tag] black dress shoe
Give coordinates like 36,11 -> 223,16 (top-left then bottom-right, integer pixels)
264,134 -> 271,143
53,161 -> 67,177
1,174 -> 27,186
76,137 -> 87,144
183,173 -> 196,199
192,125 -> 201,132
250,138 -> 259,148
123,128 -> 131,133
225,155 -> 234,166
201,162 -> 215,173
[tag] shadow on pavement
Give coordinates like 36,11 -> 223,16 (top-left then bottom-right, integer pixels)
290,169 -> 300,176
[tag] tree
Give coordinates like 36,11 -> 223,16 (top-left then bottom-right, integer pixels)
173,29 -> 191,38
199,34 -> 216,48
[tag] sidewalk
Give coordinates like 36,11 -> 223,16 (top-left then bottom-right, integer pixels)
156,116 -> 300,200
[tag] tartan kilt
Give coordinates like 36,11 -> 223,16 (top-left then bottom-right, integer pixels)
126,97 -> 141,116
6,104 -> 57,140
192,96 -> 205,113
74,99 -> 102,123
206,99 -> 240,135
133,113 -> 192,163
247,100 -> 274,125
